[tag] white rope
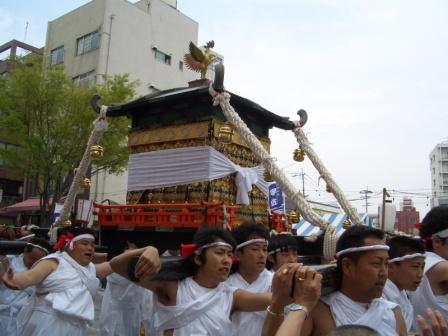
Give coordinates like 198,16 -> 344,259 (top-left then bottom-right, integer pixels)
292,123 -> 364,227
209,85 -> 328,232
54,105 -> 109,228
323,226 -> 339,260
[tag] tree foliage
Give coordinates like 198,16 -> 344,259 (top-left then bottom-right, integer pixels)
0,54 -> 138,225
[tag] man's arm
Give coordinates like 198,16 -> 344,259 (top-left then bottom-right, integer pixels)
233,289 -> 272,313
393,307 -> 408,336
274,266 -> 322,336
427,261 -> 448,296
2,259 -> 58,290
109,246 -> 177,305
95,261 -> 112,279
261,263 -> 302,336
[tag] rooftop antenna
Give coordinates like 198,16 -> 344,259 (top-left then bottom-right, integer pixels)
23,21 -> 29,43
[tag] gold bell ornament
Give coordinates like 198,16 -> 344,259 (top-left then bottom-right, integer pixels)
63,219 -> 72,227
217,123 -> 234,145
81,177 -> 91,189
263,170 -> 274,182
90,145 -> 104,159
293,147 -> 306,162
288,210 -> 299,224
343,218 -> 351,229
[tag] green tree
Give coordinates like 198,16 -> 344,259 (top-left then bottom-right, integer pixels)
0,54 -> 138,226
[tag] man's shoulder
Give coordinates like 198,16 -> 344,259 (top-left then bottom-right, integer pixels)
303,300 -> 334,336
427,259 -> 448,280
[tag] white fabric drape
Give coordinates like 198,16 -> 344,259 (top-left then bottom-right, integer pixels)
128,146 -> 268,205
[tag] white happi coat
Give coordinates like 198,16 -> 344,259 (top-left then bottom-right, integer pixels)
409,252 -> 448,321
226,269 -> 273,336
100,273 -> 153,336
141,289 -> 156,336
0,254 -> 34,336
382,279 -> 414,331
154,277 -> 235,336
321,291 -> 398,336
17,252 -> 99,336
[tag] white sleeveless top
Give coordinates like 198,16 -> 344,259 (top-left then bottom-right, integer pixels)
154,277 -> 235,336
0,254 -> 35,336
322,291 -> 398,336
409,252 -> 448,322
382,279 -> 414,331
226,269 -> 273,336
19,252 -> 99,323
100,272 -> 152,336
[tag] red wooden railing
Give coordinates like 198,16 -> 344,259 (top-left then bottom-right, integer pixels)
93,202 -> 240,229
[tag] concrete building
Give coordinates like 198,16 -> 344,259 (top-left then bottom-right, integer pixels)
395,197 -> 420,235
44,0 -> 205,204
429,141 -> 448,207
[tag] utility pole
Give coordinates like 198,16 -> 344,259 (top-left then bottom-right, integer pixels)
360,187 -> 373,214
381,187 -> 390,231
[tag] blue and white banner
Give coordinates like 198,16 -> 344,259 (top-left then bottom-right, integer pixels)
268,183 -> 285,213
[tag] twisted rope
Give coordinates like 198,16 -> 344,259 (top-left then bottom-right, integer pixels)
209,85 -> 328,232
292,122 -> 363,227
54,105 -> 109,228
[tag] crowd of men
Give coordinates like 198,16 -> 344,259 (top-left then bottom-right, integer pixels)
1,206 -> 448,335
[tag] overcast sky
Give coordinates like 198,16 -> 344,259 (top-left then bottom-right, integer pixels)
1,0 -> 447,219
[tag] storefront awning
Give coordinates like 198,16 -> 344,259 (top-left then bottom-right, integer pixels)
292,212 -> 372,237
0,197 -> 52,214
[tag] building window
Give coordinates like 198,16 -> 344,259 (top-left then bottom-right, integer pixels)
76,31 -> 99,56
154,49 -> 171,65
50,46 -> 64,65
179,61 -> 183,71
73,70 -> 96,88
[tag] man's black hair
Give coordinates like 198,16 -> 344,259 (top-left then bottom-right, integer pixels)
335,225 -> 385,289
387,235 -> 424,260
231,222 -> 270,246
24,237 -> 53,254
154,227 -> 236,282
266,234 -> 298,270
420,206 -> 448,251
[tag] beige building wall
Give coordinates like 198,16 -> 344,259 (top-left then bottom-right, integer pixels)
44,0 -> 201,204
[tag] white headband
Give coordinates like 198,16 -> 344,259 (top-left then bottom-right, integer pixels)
268,246 -> 298,255
27,243 -> 49,255
17,234 -> 36,241
195,242 -> 233,255
336,244 -> 390,258
69,234 -> 95,250
388,253 -> 425,263
236,238 -> 268,250
435,228 -> 448,238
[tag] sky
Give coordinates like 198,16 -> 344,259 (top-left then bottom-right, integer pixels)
1,0 -> 448,220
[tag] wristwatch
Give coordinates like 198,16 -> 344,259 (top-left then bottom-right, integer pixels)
288,303 -> 309,318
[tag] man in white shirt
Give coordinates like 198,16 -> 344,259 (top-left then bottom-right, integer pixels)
227,222 -> 272,336
409,206 -> 448,321
110,227 -> 274,336
0,238 -> 51,336
300,225 -> 407,336
267,233 -> 298,272
382,235 -> 425,332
